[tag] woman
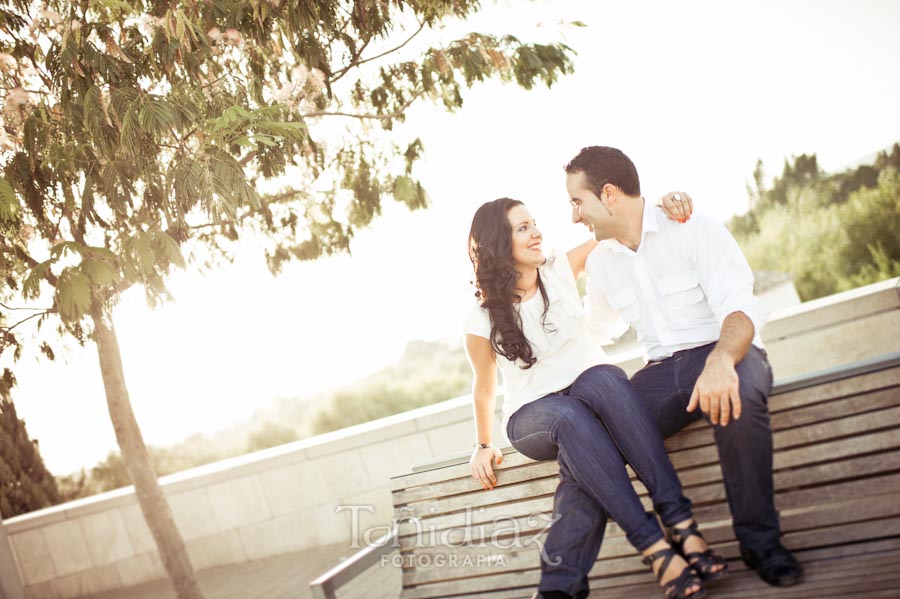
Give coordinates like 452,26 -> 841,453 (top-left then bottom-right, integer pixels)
464,197 -> 725,599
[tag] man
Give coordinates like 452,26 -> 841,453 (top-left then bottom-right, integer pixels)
563,146 -> 803,587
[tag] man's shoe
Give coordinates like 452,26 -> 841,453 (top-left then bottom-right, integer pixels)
740,545 -> 804,587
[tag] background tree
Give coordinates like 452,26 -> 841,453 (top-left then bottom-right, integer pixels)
0,378 -> 60,517
0,1 -> 574,596
731,144 -> 900,300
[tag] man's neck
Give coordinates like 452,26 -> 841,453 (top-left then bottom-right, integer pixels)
615,196 -> 645,252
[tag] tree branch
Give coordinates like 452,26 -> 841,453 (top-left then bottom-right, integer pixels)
331,20 -> 426,82
0,309 -> 55,334
303,90 -> 425,120
0,302 -> 53,311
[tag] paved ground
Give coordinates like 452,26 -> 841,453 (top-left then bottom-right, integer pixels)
80,543 -> 402,599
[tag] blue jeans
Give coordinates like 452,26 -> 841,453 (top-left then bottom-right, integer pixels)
630,343 -> 780,553
506,364 -> 693,597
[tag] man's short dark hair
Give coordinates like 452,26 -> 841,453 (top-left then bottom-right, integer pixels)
564,146 -> 641,197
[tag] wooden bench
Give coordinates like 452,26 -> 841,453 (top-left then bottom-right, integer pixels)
389,352 -> 900,599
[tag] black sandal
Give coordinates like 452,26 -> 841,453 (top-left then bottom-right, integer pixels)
642,546 -> 706,599
669,520 -> 728,581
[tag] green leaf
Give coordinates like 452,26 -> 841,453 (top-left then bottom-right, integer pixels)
50,241 -> 86,261
393,176 -> 417,205
153,231 -> 185,269
138,99 -> 178,136
80,258 -> 118,287
22,260 -> 51,300
0,178 -> 19,223
55,268 -> 92,322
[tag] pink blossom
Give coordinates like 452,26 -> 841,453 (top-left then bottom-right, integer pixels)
273,83 -> 293,103
0,132 -> 16,152
291,64 -> 308,86
6,87 -> 31,108
310,68 -> 326,88
0,53 -> 17,73
224,29 -> 242,45
40,9 -> 62,25
19,224 -> 34,242
70,19 -> 83,31
207,27 -> 221,41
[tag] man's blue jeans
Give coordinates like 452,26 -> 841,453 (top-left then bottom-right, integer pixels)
630,343 -> 781,554
506,364 -> 694,597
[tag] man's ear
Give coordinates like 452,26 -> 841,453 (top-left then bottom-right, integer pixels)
602,183 -> 618,206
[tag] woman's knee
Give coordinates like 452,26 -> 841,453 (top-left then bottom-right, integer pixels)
575,364 -> 630,391
572,364 -> 633,405
552,400 -> 592,427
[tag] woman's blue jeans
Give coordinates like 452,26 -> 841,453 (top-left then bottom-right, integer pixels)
506,364 -> 693,597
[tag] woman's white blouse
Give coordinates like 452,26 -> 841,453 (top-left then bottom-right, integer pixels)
464,255 -> 606,426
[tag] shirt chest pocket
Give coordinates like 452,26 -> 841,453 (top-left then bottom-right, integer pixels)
607,287 -> 641,323
656,271 -> 708,313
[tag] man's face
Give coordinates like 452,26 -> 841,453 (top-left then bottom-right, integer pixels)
566,170 -> 611,241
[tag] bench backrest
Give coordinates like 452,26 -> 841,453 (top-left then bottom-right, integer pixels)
390,353 -> 900,599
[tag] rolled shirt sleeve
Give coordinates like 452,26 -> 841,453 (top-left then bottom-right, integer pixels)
687,214 -> 770,336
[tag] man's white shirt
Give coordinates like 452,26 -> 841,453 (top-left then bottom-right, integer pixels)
585,204 -> 768,361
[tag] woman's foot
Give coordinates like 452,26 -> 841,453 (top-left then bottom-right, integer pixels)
642,539 -> 705,598
670,519 -> 728,580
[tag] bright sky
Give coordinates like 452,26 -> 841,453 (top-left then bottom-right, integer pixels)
9,0 -> 900,475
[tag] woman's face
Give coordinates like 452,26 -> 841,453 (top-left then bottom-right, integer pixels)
506,204 -> 544,269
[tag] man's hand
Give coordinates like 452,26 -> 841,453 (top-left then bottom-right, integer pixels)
687,353 -> 742,426
469,446 -> 503,490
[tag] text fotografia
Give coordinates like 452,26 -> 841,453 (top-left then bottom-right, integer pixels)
335,504 -> 562,566
382,553 -> 508,568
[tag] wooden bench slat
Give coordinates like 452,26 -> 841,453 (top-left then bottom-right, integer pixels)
400,495 -> 900,588
394,461 -> 561,505
401,527 -> 900,598
768,365 -> 900,411
664,385 -> 900,453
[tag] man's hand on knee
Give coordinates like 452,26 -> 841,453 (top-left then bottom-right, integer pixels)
687,353 -> 742,426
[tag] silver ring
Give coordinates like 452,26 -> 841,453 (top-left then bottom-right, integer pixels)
673,193 -> 682,202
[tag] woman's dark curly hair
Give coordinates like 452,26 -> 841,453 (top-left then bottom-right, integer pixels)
468,198 -> 550,369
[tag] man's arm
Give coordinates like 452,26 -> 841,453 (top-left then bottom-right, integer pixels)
684,214 -> 767,426
687,311 -> 754,426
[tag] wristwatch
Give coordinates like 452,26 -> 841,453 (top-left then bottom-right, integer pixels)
473,442 -> 492,449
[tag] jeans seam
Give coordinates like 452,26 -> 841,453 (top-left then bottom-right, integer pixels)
511,430 -> 552,443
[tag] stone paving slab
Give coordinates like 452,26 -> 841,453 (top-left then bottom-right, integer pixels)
76,543 -> 402,599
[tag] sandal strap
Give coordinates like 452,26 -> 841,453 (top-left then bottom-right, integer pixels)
670,519 -> 705,545
642,547 -> 676,575
661,564 -> 703,599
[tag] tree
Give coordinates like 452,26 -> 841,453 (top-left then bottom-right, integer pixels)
0,1 -> 574,596
0,391 -> 60,517
732,148 -> 900,300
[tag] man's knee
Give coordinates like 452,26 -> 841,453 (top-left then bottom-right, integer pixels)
735,348 -> 773,411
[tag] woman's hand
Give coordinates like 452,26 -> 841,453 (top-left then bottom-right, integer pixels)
659,191 -> 693,223
469,446 -> 504,490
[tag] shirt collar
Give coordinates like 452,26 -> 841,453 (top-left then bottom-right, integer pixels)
601,199 -> 657,255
